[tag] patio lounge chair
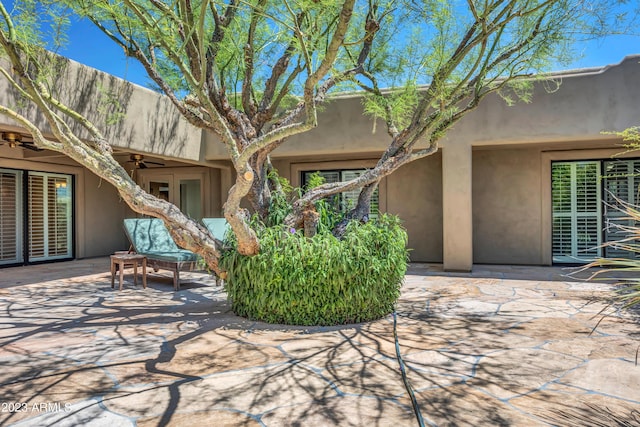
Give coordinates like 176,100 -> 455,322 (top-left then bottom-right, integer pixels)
123,218 -> 202,290
201,217 -> 231,242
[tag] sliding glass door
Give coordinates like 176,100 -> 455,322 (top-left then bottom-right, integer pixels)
552,158 -> 640,263
28,172 -> 73,262
0,169 -> 73,266
602,159 -> 640,259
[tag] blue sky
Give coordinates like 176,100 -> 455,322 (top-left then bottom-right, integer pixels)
58,12 -> 639,90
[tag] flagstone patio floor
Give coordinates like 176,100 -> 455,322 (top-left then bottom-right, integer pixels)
0,258 -> 639,426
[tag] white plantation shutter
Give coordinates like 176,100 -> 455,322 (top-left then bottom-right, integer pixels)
0,169 -> 22,265
340,170 -> 379,218
340,170 -> 363,212
552,162 -> 601,263
28,172 -> 72,262
319,171 -> 340,184
49,176 -> 71,257
552,163 -> 572,257
603,160 -> 640,259
303,169 -> 379,218
303,171 -> 341,212
29,173 -> 45,259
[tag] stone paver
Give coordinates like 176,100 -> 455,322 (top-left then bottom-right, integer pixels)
0,259 -> 639,426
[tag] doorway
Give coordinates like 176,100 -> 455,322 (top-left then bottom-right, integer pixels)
0,168 -> 74,266
141,170 -> 206,221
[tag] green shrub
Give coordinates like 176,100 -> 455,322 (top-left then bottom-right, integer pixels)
220,214 -> 409,325
304,171 -> 344,233
264,170 -> 297,227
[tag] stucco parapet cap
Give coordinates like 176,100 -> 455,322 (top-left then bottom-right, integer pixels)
63,54 -> 161,96
545,54 -> 640,78
327,54 -> 639,100
60,51 -> 640,108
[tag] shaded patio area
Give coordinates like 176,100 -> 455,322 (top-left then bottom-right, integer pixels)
1,259 -> 639,426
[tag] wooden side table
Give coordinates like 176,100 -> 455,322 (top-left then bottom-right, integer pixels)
110,253 -> 147,290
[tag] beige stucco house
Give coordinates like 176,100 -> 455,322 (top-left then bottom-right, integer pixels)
1,55 -> 639,271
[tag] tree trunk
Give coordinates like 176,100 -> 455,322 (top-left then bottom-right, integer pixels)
350,182 -> 377,222
332,181 -> 378,238
224,164 -> 260,255
247,151 -> 271,219
303,207 -> 320,238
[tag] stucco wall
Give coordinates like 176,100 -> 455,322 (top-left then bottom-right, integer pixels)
204,96 -> 391,161
271,159 -> 291,182
0,56 -> 203,162
463,58 -> 640,146
472,148 -> 543,264
206,56 -> 640,161
81,170 -> 129,257
386,153 -> 443,262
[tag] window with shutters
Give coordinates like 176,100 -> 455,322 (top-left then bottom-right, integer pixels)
551,161 -> 602,263
27,172 -> 72,262
301,169 -> 379,218
0,169 -> 23,265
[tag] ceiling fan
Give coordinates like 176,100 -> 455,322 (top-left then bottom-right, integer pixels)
0,132 -> 43,151
127,153 -> 165,169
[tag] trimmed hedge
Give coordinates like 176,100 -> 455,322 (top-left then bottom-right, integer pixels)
220,214 -> 409,325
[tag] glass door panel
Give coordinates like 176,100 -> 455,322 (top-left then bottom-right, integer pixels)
142,172 -> 204,220
603,159 -> 640,259
552,161 -> 601,263
149,178 -> 171,202
28,172 -> 73,262
49,176 -> 72,257
179,179 -> 202,220
0,169 -> 22,265
28,173 -> 45,259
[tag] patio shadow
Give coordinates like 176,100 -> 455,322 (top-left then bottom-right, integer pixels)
1,258 -> 639,426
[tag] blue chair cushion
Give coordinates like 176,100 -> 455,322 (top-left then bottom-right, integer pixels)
143,250 -> 201,263
124,219 -> 194,257
201,218 -> 231,241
